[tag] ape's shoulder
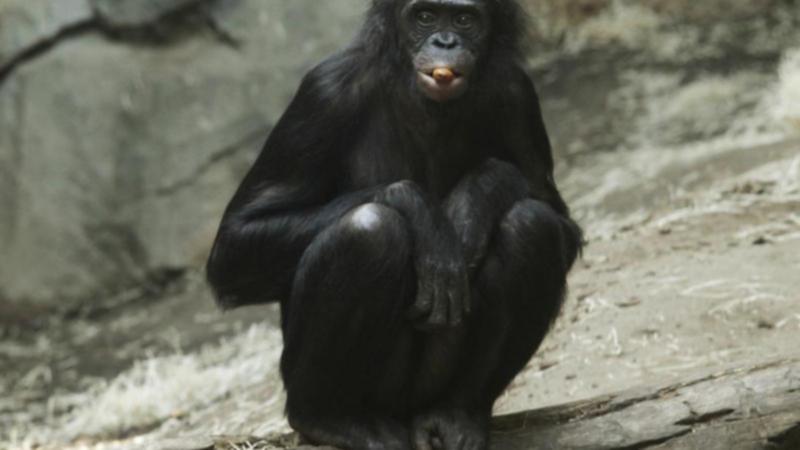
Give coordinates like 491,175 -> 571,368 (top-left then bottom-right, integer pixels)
501,63 -> 540,100
301,49 -> 370,105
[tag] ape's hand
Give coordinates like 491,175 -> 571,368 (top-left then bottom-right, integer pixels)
407,237 -> 471,330
449,213 -> 491,276
446,159 -> 531,274
374,180 -> 472,329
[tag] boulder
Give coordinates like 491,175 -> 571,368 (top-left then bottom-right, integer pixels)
0,0 -> 362,309
91,0 -> 204,27
0,0 -> 92,70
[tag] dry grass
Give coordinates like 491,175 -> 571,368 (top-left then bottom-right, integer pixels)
4,325 -> 286,450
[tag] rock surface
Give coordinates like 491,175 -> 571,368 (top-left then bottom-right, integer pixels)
0,0 -> 361,309
0,0 -> 93,70
1,0 -> 797,312
91,0 -> 205,27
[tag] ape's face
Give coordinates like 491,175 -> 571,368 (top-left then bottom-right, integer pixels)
400,0 -> 491,103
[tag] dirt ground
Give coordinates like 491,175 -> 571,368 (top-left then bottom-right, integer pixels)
498,137 -> 800,413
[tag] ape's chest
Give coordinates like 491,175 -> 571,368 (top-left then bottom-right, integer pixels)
344,116 -> 498,199
346,134 -> 482,198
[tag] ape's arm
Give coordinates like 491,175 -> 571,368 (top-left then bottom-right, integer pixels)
505,67 -> 583,265
206,61 -> 371,308
447,67 -> 582,273
503,67 -> 571,215
377,182 -> 470,328
445,159 -> 531,273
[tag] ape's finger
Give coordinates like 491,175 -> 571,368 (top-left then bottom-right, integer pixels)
407,296 -> 432,320
427,275 -> 448,327
462,276 -> 472,315
415,440 -> 433,450
447,283 -> 464,326
407,279 -> 434,319
469,241 -> 488,271
414,431 -> 433,450
413,422 -> 435,450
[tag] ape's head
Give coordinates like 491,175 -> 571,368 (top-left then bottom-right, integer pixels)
398,0 -> 493,103
364,0 -> 524,103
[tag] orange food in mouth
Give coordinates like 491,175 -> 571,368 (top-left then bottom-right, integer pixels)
432,67 -> 456,84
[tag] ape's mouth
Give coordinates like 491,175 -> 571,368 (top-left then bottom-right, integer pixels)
417,68 -> 468,102
420,67 -> 463,84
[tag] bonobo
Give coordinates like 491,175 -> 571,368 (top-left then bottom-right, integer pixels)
206,0 -> 582,448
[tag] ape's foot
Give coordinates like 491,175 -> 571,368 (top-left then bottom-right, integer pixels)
412,409 -> 488,450
290,414 -> 411,450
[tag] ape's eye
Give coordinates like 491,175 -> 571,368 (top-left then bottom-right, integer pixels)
416,10 -> 437,26
454,13 -> 476,29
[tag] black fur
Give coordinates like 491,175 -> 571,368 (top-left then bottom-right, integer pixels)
206,1 -> 582,448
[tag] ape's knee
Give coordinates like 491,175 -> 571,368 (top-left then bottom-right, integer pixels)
503,200 -> 561,242
340,203 -> 411,261
478,158 -> 524,181
344,204 -> 405,238
502,200 -> 580,270
385,180 -> 424,198
348,204 -> 384,231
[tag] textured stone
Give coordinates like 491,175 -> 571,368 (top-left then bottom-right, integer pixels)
0,0 -> 92,69
91,0 -> 204,27
0,0 -> 361,309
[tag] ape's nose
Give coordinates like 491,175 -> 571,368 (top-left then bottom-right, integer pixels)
432,32 -> 459,49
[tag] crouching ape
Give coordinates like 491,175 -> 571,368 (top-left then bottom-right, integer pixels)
206,1 -> 582,449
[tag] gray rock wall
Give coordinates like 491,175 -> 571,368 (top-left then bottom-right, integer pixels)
1,0 -> 792,310
0,0 -> 364,309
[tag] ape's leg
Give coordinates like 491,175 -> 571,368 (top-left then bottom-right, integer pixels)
464,199 -> 578,406
281,203 -> 417,450
413,161 -> 580,450
414,199 -> 578,450
207,189 -> 381,308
